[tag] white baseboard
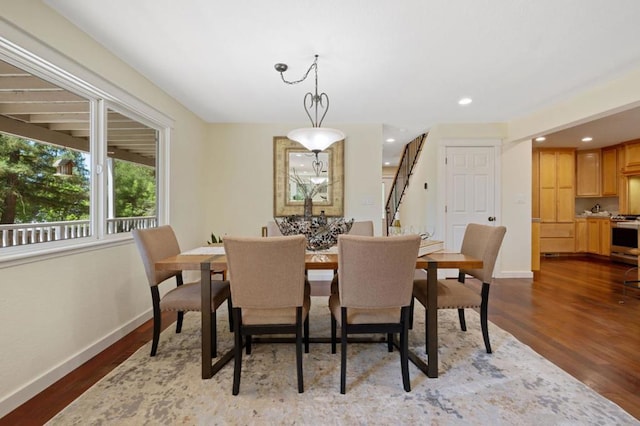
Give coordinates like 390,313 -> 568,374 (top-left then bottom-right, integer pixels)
0,309 -> 152,419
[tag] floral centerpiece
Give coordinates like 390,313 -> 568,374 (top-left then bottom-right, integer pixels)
290,169 -> 328,219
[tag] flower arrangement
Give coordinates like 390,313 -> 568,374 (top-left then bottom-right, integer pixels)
289,168 -> 328,201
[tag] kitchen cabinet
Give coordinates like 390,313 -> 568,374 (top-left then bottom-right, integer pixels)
575,217 -> 611,256
601,147 -> 618,196
539,149 -> 575,222
537,149 -> 575,253
585,218 -> 611,256
575,218 -> 587,252
622,139 -> 640,174
576,147 -> 618,197
600,219 -> 611,256
576,150 -> 600,197
540,223 -> 575,253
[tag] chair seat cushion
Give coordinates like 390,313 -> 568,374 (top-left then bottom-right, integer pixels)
241,281 -> 311,325
329,293 -> 401,325
160,280 -> 230,312
413,278 -> 482,309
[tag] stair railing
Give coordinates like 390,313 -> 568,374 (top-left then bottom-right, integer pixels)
384,133 -> 427,233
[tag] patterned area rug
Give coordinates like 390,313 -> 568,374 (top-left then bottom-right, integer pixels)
48,297 -> 638,425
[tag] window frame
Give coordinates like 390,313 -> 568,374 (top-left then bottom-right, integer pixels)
0,26 -> 172,268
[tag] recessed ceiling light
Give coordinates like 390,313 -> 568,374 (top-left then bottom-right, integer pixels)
535,136 -> 546,142
384,161 -> 390,166
458,97 -> 472,105
385,138 -> 395,143
581,137 -> 593,142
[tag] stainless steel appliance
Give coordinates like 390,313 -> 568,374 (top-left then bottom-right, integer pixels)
611,216 -> 640,265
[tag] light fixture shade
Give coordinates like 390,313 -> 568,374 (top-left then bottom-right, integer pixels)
287,127 -> 345,152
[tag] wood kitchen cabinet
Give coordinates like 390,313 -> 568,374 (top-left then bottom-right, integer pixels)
576,147 -> 618,197
539,149 -> 575,223
601,147 -> 618,196
575,217 -> 611,256
575,218 -> 587,252
623,139 -> 640,174
576,150 -> 601,197
537,149 -> 576,253
585,218 -> 611,256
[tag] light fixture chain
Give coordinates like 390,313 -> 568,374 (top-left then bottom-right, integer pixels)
278,56 -> 318,85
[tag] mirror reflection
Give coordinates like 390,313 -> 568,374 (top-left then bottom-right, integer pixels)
287,151 -> 331,204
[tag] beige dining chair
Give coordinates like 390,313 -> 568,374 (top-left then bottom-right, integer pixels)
330,220 -> 374,294
132,225 -> 232,357
223,235 -> 310,395
329,234 -> 421,393
413,223 -> 506,354
266,221 -> 283,236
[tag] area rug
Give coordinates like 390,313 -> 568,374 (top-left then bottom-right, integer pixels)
48,297 -> 638,425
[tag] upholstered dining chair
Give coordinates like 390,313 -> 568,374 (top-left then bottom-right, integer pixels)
266,221 -> 283,236
223,235 -> 310,395
413,223 -> 506,354
329,234 -> 421,394
330,220 -> 375,294
132,225 -> 232,357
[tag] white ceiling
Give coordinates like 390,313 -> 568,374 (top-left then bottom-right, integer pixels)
44,0 -> 640,164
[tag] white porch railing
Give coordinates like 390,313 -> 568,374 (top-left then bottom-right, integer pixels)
0,216 -> 157,248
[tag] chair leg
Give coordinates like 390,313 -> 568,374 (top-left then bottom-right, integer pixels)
480,282 -> 492,354
176,311 -> 184,333
296,307 -> 304,393
387,333 -> 393,352
246,335 -> 252,355
227,297 -> 234,332
458,308 -> 467,331
211,310 -> 217,358
331,315 -> 337,354
151,310 -> 161,357
480,302 -> 492,354
304,314 -> 310,354
408,296 -> 415,329
400,307 -> 411,392
150,288 -> 161,357
340,307 -> 348,394
232,308 -> 242,395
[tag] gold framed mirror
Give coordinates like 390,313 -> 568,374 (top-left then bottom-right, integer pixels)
273,136 -> 344,216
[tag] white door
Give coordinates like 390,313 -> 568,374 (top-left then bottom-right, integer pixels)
445,146 -> 496,251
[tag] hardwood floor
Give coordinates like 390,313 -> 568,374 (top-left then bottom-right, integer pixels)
2,256 -> 639,424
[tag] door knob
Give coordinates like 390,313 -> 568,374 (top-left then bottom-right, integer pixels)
488,216 -> 496,222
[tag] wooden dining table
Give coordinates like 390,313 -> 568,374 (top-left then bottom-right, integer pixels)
155,250 -> 482,380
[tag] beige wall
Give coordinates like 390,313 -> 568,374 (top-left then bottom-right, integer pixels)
205,123 -> 383,236
0,1 -> 209,415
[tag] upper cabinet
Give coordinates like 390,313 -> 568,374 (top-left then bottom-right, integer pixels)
601,147 -> 618,196
575,147 -> 618,197
576,150 -> 600,197
622,139 -> 640,174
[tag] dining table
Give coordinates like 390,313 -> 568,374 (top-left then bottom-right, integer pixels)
155,248 -> 482,380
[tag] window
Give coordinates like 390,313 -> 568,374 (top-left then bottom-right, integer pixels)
0,39 -> 168,261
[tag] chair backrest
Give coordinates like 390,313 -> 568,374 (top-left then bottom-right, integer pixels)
266,221 -> 283,236
132,225 -> 181,287
338,234 -> 421,309
459,223 -> 506,284
348,220 -> 374,236
224,235 -> 306,309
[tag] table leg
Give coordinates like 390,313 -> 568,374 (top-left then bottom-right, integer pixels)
201,261 -> 213,379
426,261 -> 438,378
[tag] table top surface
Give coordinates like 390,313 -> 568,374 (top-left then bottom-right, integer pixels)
155,250 -> 482,271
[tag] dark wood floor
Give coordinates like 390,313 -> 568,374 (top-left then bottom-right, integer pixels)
2,256 -> 639,424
